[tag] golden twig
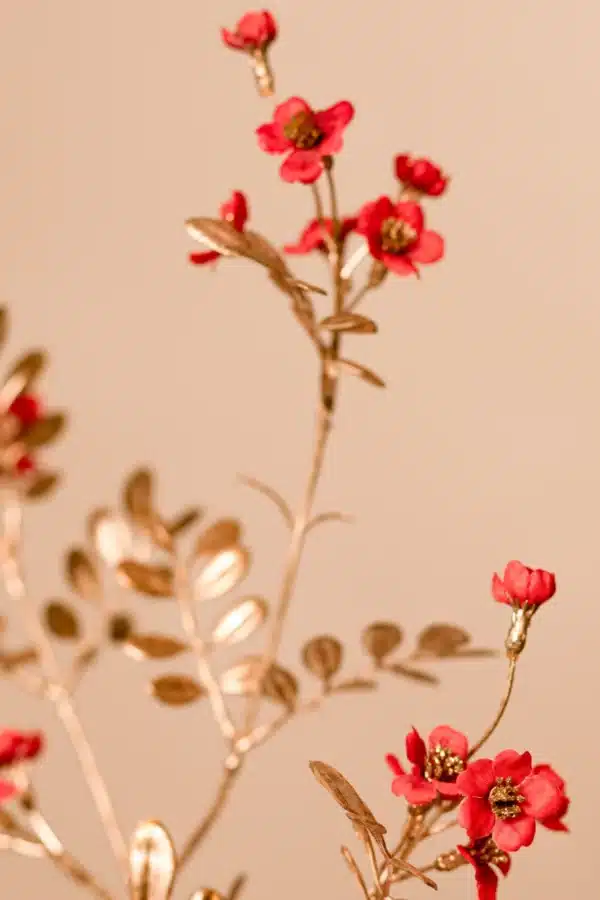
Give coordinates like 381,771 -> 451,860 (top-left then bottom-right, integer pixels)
468,656 -> 517,758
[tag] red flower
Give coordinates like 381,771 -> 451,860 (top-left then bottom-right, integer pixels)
9,393 -> 43,427
457,750 -> 565,852
221,10 -> 277,51
394,154 -> 449,197
531,764 -> 570,832
189,191 -> 249,266
0,779 -> 16,803
387,725 -> 468,805
357,196 -> 444,276
492,561 -> 556,608
0,729 -> 44,767
458,838 -> 511,900
256,97 -> 355,184
284,216 -> 358,255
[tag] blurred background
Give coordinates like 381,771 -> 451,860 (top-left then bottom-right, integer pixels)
0,1 -> 594,897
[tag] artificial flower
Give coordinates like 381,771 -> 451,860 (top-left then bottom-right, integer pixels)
394,154 -> 449,197
284,215 -> 358,254
256,97 -> 354,184
457,750 -> 566,852
189,191 -> 249,266
0,729 -> 44,767
221,10 -> 277,52
357,196 -> 444,276
532,764 -> 570,831
387,725 -> 468,805
492,561 -> 556,607
458,837 -> 511,900
2,392 -> 44,476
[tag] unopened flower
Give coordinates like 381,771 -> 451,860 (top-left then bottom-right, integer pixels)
492,561 -> 556,608
357,197 -> 444,276
387,725 -> 468,805
457,838 -> 511,900
256,97 -> 355,184
532,764 -> 570,832
221,10 -> 277,52
457,750 -> 566,852
284,216 -> 358,255
0,729 -> 44,767
394,154 -> 449,197
189,191 -> 249,267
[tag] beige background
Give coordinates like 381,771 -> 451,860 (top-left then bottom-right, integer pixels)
0,1 -> 594,897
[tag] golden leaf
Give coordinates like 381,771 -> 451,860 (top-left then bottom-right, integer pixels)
25,471 -> 60,500
0,647 -> 38,672
142,513 -> 175,555
22,413 -> 67,449
129,820 -> 176,900
333,677 -> 378,693
185,218 -> 250,258
320,313 -> 378,334
242,230 -> 288,274
416,624 -> 471,658
189,892 -> 224,900
387,662 -> 439,685
0,351 -> 46,406
193,545 -> 250,602
308,761 -> 386,840
301,635 -> 343,682
43,600 -> 80,640
288,278 -> 327,296
125,633 -> 188,661
123,467 -> 154,523
220,657 -> 262,696
262,663 -> 298,711
0,307 -> 8,351
88,508 -> 132,566
220,657 -> 297,709
195,519 -> 242,557
108,613 -> 134,643
65,548 -> 102,603
168,508 -> 203,537
333,359 -> 386,388
150,674 -> 204,707
211,596 -> 268,646
361,622 -> 403,665
117,560 -> 174,598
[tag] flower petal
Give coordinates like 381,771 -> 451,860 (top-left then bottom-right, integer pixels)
395,201 -> 424,234
428,725 -> 468,760
392,773 -> 437,805
385,753 -> 405,777
284,219 -> 330,254
405,728 -> 427,769
315,100 -> 355,133
436,780 -> 463,798
189,250 -> 220,266
492,750 -> 532,785
274,96 -> 312,128
491,573 -> 511,605
256,122 -> 289,154
220,191 -> 249,231
474,862 -> 499,900
520,773 -> 564,820
410,230 -> 445,264
527,569 -> 556,605
493,815 -> 535,852
457,759 -> 495,798
458,796 -> 495,840
220,28 -> 246,50
280,150 -> 324,184
502,561 -> 531,601
382,252 -> 417,276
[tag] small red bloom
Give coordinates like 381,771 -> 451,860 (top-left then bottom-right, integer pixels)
189,191 -> 249,267
284,216 -> 358,255
15,454 -> 35,474
387,725 -> 468,805
458,838 -> 511,900
256,97 -> 355,184
492,561 -> 556,608
0,729 -> 44,767
457,750 -> 566,852
221,10 -> 277,51
357,196 -> 444,276
531,764 -> 570,832
0,779 -> 16,803
9,393 -> 42,427
394,154 -> 449,197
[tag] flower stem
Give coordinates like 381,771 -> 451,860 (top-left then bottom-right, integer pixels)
468,656 -> 518,758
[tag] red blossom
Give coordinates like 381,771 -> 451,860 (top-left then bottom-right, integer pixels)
256,97 -> 355,184
387,725 -> 468,806
9,393 -> 43,427
356,196 -> 444,276
457,838 -> 511,900
394,154 -> 449,197
457,750 -> 566,852
284,216 -> 358,255
532,764 -> 570,832
491,561 -> 556,608
0,779 -> 16,803
189,191 -> 249,267
0,729 -> 44,767
221,10 -> 277,52
15,454 -> 35,474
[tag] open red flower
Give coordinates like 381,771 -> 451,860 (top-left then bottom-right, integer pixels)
0,729 -> 44,767
357,196 -> 444,276
189,191 -> 249,266
492,561 -> 556,608
394,154 -> 449,197
256,97 -> 355,184
457,750 -> 566,852
458,838 -> 511,900
387,725 -> 468,805
221,10 -> 277,52
284,216 -> 358,255
532,764 -> 570,832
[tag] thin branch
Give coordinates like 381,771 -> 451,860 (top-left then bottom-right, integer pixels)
468,656 -> 517,758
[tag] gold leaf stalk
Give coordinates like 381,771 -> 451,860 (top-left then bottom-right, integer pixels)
129,820 -> 176,900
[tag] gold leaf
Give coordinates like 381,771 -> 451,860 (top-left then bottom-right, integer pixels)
0,647 -> 38,672
362,622 -> 403,665
288,278 -> 327,296
0,351 -> 46,406
195,519 -> 242,557
301,635 -> 343,682
65,548 -> 102,603
333,677 -> 378,693
416,624 -> 471,658
22,413 -> 66,449
123,468 -> 154,523
129,820 -> 176,900
220,657 -> 297,709
25,471 -> 60,500
150,674 -> 204,707
242,230 -> 288,274
452,647 -> 497,659
193,545 -> 250,602
211,596 -> 268,646
387,662 -> 439,685
238,475 -> 293,527
125,633 -> 188,661
189,892 -> 224,900
168,508 -> 203,537
262,663 -> 298,711
308,761 -> 386,841
186,218 -> 250,258
333,358 -> 386,388
43,600 -> 80,640
108,613 -> 134,643
117,560 -> 174,598
0,307 -> 8,351
143,513 -> 174,555
87,508 -> 132,566
220,657 -> 261,696
320,313 -> 378,334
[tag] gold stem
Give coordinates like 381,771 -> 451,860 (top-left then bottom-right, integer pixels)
468,657 -> 517,758
341,846 -> 371,900
364,833 -> 384,900
394,862 -> 440,884
177,765 -> 241,872
345,284 -> 372,314
0,499 -> 129,883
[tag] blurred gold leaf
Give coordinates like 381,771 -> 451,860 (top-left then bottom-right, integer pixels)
308,761 -> 386,840
186,218 -> 251,258
387,662 -> 439,686
0,351 -> 46,406
129,820 -> 176,900
65,548 -> 102,603
195,519 -> 241,557
243,230 -> 288,274
25,471 -> 60,500
0,647 -> 38,672
108,613 -> 134,643
43,600 -> 80,640
289,278 -> 327,296
333,677 -> 377,693
88,508 -> 132,566
320,313 -> 378,334
362,622 -> 403,665
0,307 -> 8,351
142,513 -> 174,555
150,674 -> 204,707
211,596 -> 268,646
262,663 -> 298,711
22,413 -> 67,449
125,633 -> 188,661
221,658 -> 297,709
416,624 -> 471,658
333,359 -> 385,388
189,892 -> 224,900
117,560 -> 174,598
302,635 -> 343,682
193,545 -> 250,602
220,657 -> 261,696
238,476 -> 293,528
168,508 -> 203,538
124,468 -> 154,520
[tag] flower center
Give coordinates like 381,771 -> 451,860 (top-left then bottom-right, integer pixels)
379,217 -> 417,254
424,744 -> 465,782
283,111 -> 323,149
489,778 -> 525,820
471,837 -> 510,868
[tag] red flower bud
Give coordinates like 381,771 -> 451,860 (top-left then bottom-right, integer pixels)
9,393 -> 42,427
221,10 -> 277,52
394,153 -> 449,197
492,561 -> 556,607
15,454 -> 35,474
0,729 -> 44,767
